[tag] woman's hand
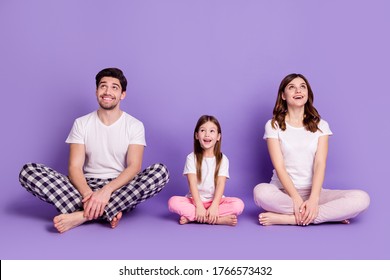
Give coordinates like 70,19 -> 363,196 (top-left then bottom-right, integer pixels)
300,198 -> 319,226
292,196 -> 304,225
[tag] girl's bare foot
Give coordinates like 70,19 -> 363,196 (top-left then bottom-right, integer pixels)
53,211 -> 87,233
258,212 -> 296,226
215,215 -> 238,226
179,216 -> 190,225
110,212 -> 123,229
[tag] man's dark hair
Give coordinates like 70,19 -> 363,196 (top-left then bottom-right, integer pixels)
95,68 -> 127,92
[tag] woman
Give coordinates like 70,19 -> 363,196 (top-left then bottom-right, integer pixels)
253,73 -> 370,226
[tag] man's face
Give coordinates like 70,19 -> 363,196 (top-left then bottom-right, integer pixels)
96,77 -> 126,110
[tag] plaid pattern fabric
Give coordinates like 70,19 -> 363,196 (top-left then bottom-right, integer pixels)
19,162 -> 169,221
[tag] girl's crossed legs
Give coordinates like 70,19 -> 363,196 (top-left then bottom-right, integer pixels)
168,196 -> 244,226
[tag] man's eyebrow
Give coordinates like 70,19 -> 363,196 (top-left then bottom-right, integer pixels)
98,81 -> 121,88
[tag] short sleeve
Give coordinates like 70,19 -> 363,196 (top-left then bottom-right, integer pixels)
129,121 -> 146,146
263,119 -> 279,140
65,119 -> 84,144
183,153 -> 196,175
218,154 -> 230,178
319,119 -> 333,136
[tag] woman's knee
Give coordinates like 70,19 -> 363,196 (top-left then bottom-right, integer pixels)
253,183 -> 273,207
352,190 -> 370,212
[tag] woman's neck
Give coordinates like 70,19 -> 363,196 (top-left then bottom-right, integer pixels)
286,107 -> 305,127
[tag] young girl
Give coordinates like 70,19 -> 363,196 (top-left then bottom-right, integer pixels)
168,115 -> 244,226
253,73 -> 370,226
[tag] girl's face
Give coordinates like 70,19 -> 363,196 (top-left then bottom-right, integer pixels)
282,77 -> 308,108
195,121 -> 221,154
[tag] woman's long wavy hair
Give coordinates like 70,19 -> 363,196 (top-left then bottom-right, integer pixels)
272,73 -> 321,132
193,115 -> 223,186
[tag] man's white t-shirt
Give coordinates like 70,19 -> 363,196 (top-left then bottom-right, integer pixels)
264,119 -> 332,189
66,111 -> 146,179
183,152 -> 229,202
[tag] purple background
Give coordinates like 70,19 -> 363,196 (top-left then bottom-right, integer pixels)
1,0 -> 389,260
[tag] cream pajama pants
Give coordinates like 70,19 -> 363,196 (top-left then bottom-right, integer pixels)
253,183 -> 370,224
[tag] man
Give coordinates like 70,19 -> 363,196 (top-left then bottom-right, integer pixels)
19,68 -> 169,233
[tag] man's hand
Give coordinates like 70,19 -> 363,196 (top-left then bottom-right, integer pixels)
82,186 -> 113,220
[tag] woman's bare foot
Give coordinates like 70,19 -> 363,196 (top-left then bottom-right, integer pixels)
215,215 -> 238,226
258,212 -> 296,226
179,216 -> 190,225
53,211 -> 88,233
110,212 -> 123,229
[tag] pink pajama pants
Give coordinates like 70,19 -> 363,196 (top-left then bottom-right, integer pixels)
168,196 -> 244,221
253,183 -> 370,224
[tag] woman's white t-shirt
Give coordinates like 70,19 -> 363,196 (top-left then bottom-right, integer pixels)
264,119 -> 332,189
183,152 -> 229,201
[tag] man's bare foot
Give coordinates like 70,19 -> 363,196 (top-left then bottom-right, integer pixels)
53,211 -> 87,233
258,212 -> 296,226
110,212 -> 123,229
341,219 -> 350,224
215,215 -> 238,226
179,216 -> 190,225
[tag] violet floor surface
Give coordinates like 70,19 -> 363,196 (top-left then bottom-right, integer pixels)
1,188 -> 385,260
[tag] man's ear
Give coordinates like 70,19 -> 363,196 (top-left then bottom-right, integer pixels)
120,91 -> 126,100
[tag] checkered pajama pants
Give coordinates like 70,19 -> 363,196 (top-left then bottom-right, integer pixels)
19,162 -> 169,221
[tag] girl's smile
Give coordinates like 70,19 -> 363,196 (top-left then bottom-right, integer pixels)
196,121 -> 221,156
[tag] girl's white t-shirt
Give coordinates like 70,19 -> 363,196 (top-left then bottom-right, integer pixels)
183,152 -> 229,201
264,119 -> 332,189
66,111 -> 146,179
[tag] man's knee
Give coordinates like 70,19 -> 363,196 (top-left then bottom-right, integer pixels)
19,163 -> 36,185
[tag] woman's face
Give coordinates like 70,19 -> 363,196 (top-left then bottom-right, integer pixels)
282,77 -> 309,108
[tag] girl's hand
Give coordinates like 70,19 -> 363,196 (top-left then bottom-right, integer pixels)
206,204 -> 219,224
292,196 -> 304,225
301,198 -> 319,226
195,205 -> 207,223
